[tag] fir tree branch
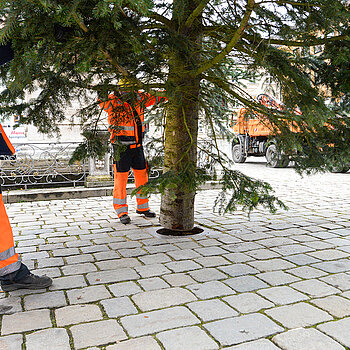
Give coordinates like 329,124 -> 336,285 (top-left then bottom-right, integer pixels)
72,12 -> 88,33
101,50 -> 129,76
149,11 -> 173,29
0,8 -> 19,45
194,0 -> 255,76
243,33 -> 347,47
184,0 -> 211,28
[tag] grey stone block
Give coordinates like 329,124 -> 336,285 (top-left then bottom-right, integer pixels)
138,277 -> 170,291
37,257 -> 65,268
32,267 -> 62,278
223,293 -> 274,313
86,268 -> 139,284
101,297 -> 138,317
257,286 -> 309,305
0,334 -> 23,350
71,320 -> 127,349
265,302 -> 333,328
135,264 -> 171,278
247,258 -> 296,272
55,304 -> 103,326
224,339 -> 281,349
67,285 -> 111,304
224,275 -> 269,292
195,246 -> 228,256
26,328 -> 70,350
318,318 -> 350,347
311,295 -> 350,318
65,254 -> 95,265
96,258 -> 141,270
204,313 -> 283,346
187,281 -> 235,299
106,336 -> 161,350
257,271 -> 300,286
0,296 -> 22,314
109,281 -> 143,297
194,256 -> 231,267
132,287 -> 196,311
120,306 -> 200,337
50,275 -> 87,290
308,249 -> 349,261
61,263 -> 97,275
1,309 -> 52,335
189,268 -> 227,282
187,299 -> 238,321
291,279 -> 340,298
167,249 -> 201,260
320,273 -> 350,291
219,264 -> 259,277
24,291 -> 67,310
157,326 -> 219,350
162,273 -> 197,287
52,247 -> 80,257
287,266 -> 327,279
223,253 -> 252,263
165,260 -> 202,273
284,253 -> 321,265
138,253 -> 172,265
312,259 -> 350,273
273,328 -> 345,350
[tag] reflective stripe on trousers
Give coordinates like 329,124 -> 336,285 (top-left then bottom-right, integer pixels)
133,168 -> 149,212
113,166 -> 129,217
0,194 -> 21,276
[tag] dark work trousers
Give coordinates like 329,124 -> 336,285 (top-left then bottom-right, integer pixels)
112,146 -> 150,217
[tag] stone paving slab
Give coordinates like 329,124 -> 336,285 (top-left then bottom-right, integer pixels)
157,326 -> 219,350
120,306 -> 200,337
131,287 -> 196,311
272,328 -> 346,350
106,336 -> 162,350
1,160 -> 350,349
0,334 -> 23,350
70,319 -> 127,349
204,313 -> 284,346
25,328 -> 71,350
317,317 -> 350,347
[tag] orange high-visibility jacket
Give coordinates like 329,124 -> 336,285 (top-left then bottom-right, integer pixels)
0,124 -> 21,276
99,91 -> 165,145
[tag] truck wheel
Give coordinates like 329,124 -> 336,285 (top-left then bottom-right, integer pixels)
232,144 -> 247,163
331,165 -> 350,173
265,144 -> 289,168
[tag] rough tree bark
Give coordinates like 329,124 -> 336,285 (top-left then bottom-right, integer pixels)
159,0 -> 202,232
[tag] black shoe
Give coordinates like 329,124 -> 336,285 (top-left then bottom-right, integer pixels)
136,209 -> 156,218
119,214 -> 131,224
1,273 -> 52,292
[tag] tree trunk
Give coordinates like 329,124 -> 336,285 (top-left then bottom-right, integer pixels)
159,0 -> 202,232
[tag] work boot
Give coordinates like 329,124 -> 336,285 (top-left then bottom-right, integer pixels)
1,273 -> 52,292
136,209 -> 156,218
119,214 -> 131,224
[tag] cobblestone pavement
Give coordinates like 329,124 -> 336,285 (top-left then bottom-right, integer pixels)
1,159 -> 350,349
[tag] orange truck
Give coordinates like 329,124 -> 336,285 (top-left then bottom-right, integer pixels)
231,94 -> 292,168
231,94 -> 349,172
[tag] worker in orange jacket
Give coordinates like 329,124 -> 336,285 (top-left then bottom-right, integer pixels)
99,85 -> 166,224
0,124 -> 52,291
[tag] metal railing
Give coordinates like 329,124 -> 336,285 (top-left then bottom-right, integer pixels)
0,140 -> 213,190
0,142 -> 88,190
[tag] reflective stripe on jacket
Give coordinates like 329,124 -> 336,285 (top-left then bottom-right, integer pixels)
0,129 -> 19,276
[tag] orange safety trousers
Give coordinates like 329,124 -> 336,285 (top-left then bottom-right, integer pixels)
113,165 -> 150,217
0,194 -> 21,276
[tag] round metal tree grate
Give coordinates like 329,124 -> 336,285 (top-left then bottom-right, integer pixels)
156,227 -> 204,236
